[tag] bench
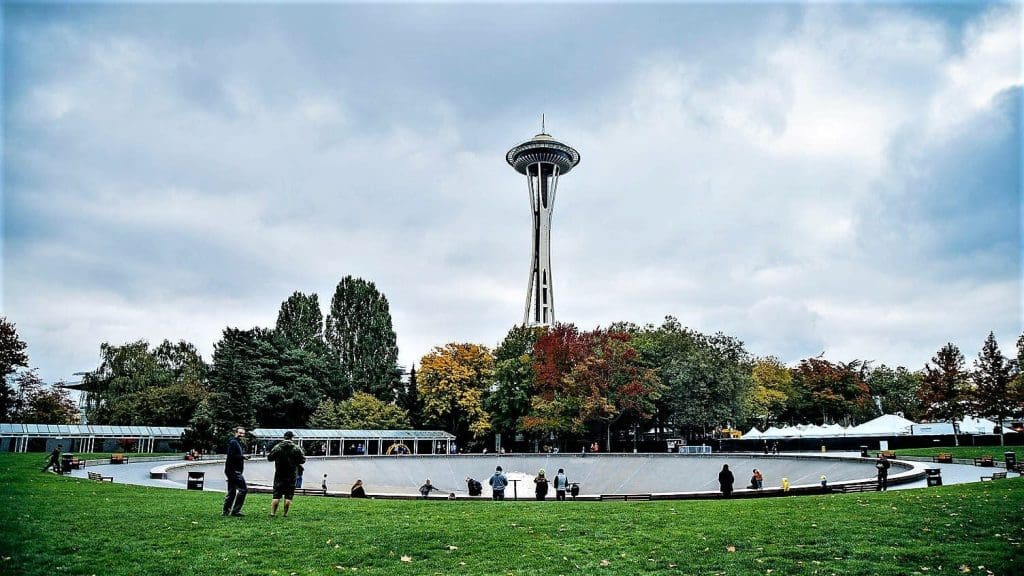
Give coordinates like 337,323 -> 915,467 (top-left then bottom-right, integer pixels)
932,453 -> 953,463
880,450 -> 896,458
973,455 -> 994,467
87,471 -> 113,482
599,494 -> 652,501
980,471 -> 1007,482
110,453 -> 128,465
838,481 -> 879,493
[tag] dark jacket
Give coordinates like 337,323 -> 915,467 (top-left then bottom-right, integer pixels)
351,485 -> 367,498
268,440 -> 306,481
534,476 -> 549,496
718,469 -> 735,494
225,436 -> 245,474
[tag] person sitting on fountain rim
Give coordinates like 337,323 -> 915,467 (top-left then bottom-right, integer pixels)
748,468 -> 763,489
350,479 -> 367,498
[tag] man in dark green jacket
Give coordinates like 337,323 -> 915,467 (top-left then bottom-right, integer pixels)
268,431 -> 306,517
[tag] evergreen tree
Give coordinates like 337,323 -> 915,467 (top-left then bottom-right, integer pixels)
919,343 -> 969,445
0,317 -> 30,420
972,332 -> 1016,445
325,276 -> 400,400
208,328 -> 275,433
182,397 -> 219,452
276,292 -> 326,352
396,365 -> 422,428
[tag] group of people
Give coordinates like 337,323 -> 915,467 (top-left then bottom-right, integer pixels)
222,427 -> 307,518
467,466 -> 573,501
719,465 -> 766,496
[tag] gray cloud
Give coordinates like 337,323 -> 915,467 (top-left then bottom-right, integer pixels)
3,3 -> 1020,382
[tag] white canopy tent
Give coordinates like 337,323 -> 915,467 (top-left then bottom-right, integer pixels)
848,414 -> 915,436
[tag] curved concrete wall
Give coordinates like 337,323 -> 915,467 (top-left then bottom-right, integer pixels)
165,453 -> 922,499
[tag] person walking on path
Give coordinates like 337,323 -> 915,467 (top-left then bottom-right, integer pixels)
223,427 -> 248,516
718,464 -> 735,498
489,466 -> 508,500
419,479 -> 439,499
42,445 -> 62,474
552,469 -> 569,501
268,431 -> 306,517
534,469 -> 549,501
875,454 -> 891,491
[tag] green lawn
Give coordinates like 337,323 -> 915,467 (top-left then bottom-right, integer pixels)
881,446 -> 1022,461
1,454 -> 1021,576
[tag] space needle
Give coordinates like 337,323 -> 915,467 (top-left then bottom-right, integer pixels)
506,121 -> 580,326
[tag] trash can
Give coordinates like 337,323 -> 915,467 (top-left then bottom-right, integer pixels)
1004,451 -> 1017,470
570,483 -> 580,501
187,471 -> 205,491
860,446 -> 869,458
926,468 -> 942,487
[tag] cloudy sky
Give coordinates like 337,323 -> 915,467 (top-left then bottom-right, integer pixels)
3,2 -> 1021,383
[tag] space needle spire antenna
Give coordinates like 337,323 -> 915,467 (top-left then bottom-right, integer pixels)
506,123 -> 580,326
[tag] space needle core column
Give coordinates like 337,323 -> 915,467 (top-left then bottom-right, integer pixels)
506,130 -> 580,326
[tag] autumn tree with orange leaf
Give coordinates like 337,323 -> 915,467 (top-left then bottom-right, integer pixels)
524,325 -> 664,451
418,343 -> 494,443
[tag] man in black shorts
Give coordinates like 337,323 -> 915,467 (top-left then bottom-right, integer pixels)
268,431 -> 306,517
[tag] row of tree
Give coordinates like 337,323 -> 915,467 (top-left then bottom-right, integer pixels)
1,274 -> 1022,451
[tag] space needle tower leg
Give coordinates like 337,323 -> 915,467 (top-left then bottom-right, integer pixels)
507,129 -> 580,327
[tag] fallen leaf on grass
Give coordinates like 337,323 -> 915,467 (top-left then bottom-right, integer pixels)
959,567 -> 971,573
446,545 -> 459,551
726,546 -> 736,553
600,560 -> 610,567
400,556 -> 412,563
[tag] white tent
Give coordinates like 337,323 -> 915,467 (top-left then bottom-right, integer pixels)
760,426 -> 785,439
819,423 -> 848,437
777,426 -> 802,437
742,427 -> 764,440
958,416 -> 1016,435
849,414 -> 915,436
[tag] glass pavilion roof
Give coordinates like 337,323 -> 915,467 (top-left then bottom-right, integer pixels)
0,423 -> 454,440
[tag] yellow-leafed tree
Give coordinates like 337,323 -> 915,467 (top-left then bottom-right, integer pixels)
418,343 -> 494,441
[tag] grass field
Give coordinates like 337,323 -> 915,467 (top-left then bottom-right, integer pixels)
1,454 -> 1021,576
881,446 -> 1022,462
